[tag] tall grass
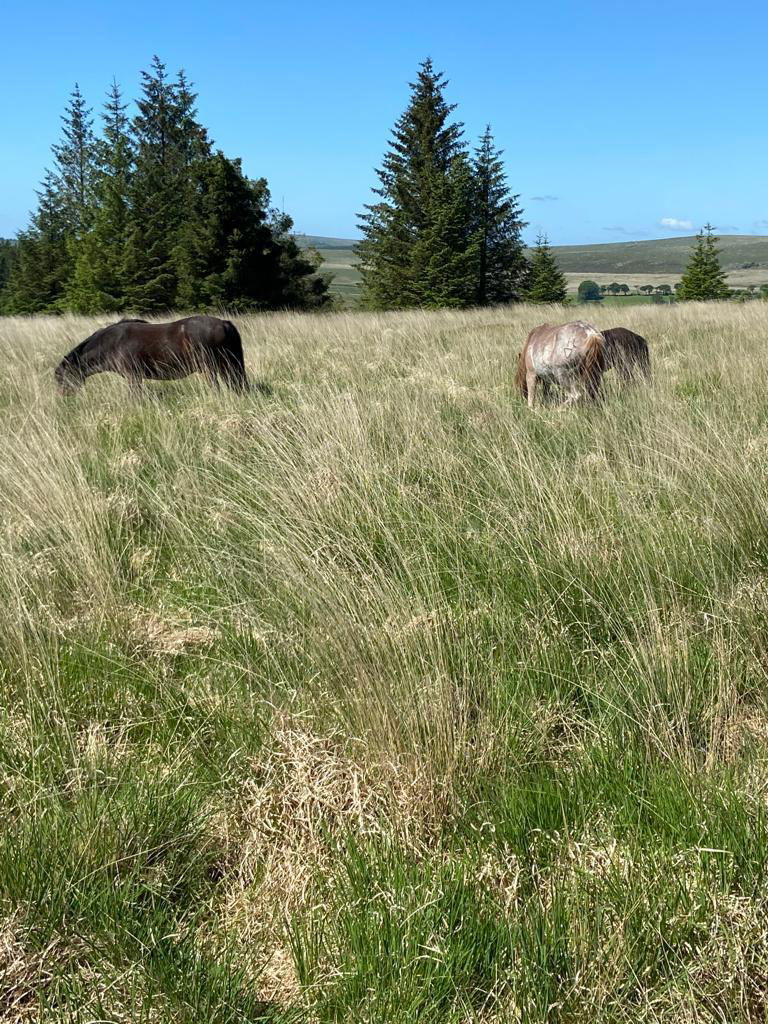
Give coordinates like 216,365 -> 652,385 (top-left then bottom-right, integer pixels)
1,302 -> 768,1021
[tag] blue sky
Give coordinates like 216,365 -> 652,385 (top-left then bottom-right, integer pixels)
1,0 -> 765,245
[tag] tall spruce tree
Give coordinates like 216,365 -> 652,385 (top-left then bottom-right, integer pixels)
525,234 -> 567,304
357,59 -> 475,309
677,224 -> 730,300
123,57 -> 210,311
67,81 -> 134,312
6,86 -> 96,312
52,84 -> 97,238
472,126 -> 528,304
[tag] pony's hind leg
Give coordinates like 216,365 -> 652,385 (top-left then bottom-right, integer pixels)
525,370 -> 539,409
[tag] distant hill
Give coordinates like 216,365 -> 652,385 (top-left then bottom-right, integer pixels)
299,233 -> 768,303
550,235 -> 768,275
294,234 -> 359,250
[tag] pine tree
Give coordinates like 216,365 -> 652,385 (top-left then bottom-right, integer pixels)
174,154 -> 274,309
5,172 -> 72,313
174,153 -> 332,311
6,87 -> 97,312
411,153 -> 480,307
123,57 -> 210,311
357,59 -> 473,309
0,239 -> 17,312
67,81 -> 134,312
677,224 -> 730,300
525,235 -> 567,304
472,126 -> 528,304
52,84 -> 97,237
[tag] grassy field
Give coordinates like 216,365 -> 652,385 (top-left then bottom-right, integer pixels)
2,303 -> 768,1021
304,236 -> 768,304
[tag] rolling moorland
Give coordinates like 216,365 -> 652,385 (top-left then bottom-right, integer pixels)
296,233 -> 768,303
3,301 -> 768,1021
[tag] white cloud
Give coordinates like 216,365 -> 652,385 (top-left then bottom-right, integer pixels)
660,217 -> 694,230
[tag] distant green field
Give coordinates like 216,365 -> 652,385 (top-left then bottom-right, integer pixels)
302,234 -> 768,305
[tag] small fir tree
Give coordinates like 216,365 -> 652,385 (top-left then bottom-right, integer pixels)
677,224 -> 730,300
525,235 -> 567,303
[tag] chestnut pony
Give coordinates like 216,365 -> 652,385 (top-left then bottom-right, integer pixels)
516,320 -> 605,408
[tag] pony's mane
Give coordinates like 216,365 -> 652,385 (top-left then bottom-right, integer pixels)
61,326 -> 109,365
62,319 -> 147,365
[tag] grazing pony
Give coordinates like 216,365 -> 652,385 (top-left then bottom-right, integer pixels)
515,320 -> 605,408
601,327 -> 651,384
55,315 -> 250,395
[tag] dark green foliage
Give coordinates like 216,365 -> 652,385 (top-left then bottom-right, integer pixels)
0,59 -> 330,315
4,172 -> 72,313
577,278 -> 602,301
51,83 -> 97,238
359,61 -> 528,311
67,81 -> 134,313
472,125 -> 528,304
677,224 -> 731,301
174,154 -> 331,311
358,59 -> 468,310
525,234 -> 568,303
122,58 -> 210,312
358,64 -> 529,311
0,239 -> 17,311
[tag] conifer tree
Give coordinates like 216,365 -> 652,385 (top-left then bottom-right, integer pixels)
123,57 -> 210,311
472,126 -> 528,304
6,86 -> 96,312
0,240 -> 15,311
525,235 -> 567,304
358,59 -> 473,309
67,81 -> 134,312
5,172 -> 72,312
52,84 -> 97,237
677,224 -> 730,300
410,152 -> 481,307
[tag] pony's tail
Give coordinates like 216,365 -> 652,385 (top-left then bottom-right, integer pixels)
581,329 -> 606,397
515,349 -> 528,398
638,340 -> 652,381
221,320 -> 250,392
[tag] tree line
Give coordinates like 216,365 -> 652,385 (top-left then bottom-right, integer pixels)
1,57 -> 747,316
0,57 -> 332,315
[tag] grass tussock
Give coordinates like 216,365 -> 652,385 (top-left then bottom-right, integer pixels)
2,302 -> 768,1020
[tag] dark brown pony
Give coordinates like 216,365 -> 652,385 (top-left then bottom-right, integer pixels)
601,327 -> 651,384
55,315 -> 251,395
